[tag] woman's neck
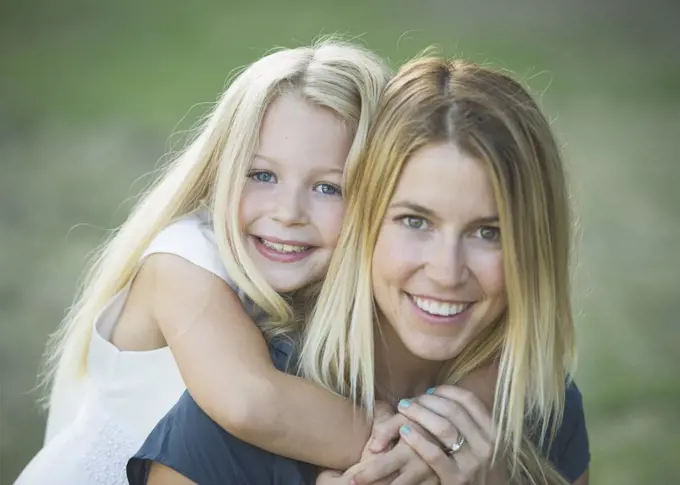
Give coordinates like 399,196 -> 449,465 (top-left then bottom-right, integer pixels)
373,319 -> 443,402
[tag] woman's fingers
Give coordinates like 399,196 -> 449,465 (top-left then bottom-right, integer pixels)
397,398 -> 459,444
353,439 -> 438,485
398,396 -> 490,460
428,386 -> 496,439
398,425 -> 458,483
358,387 -> 497,485
398,388 -> 498,482
408,394 -> 494,458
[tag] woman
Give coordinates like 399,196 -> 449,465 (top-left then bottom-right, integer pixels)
128,55 -> 589,484
303,55 -> 588,484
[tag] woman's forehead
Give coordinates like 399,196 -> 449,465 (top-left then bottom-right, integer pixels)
389,142 -> 498,219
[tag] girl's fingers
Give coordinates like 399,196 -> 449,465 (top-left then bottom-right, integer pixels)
315,469 -> 347,485
369,413 -> 408,453
390,467 -> 436,485
388,448 -> 438,485
350,449 -> 403,485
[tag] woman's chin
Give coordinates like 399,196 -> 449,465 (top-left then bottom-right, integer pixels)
405,335 -> 464,363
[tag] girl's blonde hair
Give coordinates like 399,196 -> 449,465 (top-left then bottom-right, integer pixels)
43,38 -> 391,406
301,56 -> 575,483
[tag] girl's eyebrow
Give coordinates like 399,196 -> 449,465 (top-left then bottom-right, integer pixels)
253,153 -> 344,177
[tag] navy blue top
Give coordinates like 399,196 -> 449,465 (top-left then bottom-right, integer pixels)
544,383 -> 590,482
128,341 -> 589,484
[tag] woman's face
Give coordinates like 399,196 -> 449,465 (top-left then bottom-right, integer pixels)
371,141 -> 507,362
240,93 -> 352,293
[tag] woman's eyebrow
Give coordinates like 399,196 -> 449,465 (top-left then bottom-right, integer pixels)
389,201 -> 437,219
473,216 -> 499,225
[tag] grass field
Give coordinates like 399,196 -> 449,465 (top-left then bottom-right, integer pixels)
1,1 -> 679,483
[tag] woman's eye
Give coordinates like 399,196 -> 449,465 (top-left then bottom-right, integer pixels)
399,215 -> 429,230
476,226 -> 501,242
314,183 -> 342,196
248,171 -> 276,183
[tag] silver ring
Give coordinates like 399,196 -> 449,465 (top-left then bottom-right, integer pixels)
446,435 -> 466,456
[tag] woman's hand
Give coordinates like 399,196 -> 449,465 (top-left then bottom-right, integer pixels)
352,364 -> 503,484
394,385 -> 499,484
351,408 -> 443,484
352,385 -> 500,485
339,382 -> 503,485
329,404 -> 439,485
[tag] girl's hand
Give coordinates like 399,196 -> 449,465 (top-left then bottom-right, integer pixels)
351,412 -> 442,485
365,400 -> 401,455
316,469 -> 348,485
350,436 -> 440,485
316,457 -> 386,485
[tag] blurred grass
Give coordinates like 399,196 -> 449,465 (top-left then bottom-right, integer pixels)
1,1 -> 679,484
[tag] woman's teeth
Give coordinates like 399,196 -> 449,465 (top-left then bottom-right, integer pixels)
411,295 -> 471,316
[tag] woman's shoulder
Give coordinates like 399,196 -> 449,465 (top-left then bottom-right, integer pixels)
547,380 -> 590,482
560,381 -> 586,441
128,391 -> 316,485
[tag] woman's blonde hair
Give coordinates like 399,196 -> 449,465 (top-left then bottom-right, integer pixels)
301,56 -> 575,483
43,38 -> 391,405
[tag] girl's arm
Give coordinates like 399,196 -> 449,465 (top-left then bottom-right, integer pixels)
125,253 -> 370,469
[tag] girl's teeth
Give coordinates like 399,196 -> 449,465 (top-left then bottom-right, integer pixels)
411,295 -> 470,316
260,239 -> 309,253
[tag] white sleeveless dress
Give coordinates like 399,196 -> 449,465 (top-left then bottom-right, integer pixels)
14,211 -> 251,485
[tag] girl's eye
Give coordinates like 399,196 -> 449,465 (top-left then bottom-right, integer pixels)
476,226 -> 501,242
248,170 -> 276,183
399,215 -> 430,230
314,183 -> 342,196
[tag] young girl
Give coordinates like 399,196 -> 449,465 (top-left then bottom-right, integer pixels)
14,39 -> 392,485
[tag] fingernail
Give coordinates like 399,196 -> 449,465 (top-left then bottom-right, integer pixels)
398,398 -> 411,408
368,438 -> 381,452
400,425 -> 412,435
426,387 -> 435,395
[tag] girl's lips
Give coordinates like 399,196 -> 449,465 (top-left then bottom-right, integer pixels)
252,236 -> 315,263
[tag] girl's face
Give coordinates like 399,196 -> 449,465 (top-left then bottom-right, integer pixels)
240,93 -> 352,293
371,142 -> 508,363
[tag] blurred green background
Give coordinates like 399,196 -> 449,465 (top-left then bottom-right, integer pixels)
1,0 -> 678,483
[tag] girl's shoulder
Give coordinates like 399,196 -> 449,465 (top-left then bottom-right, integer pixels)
144,210 -> 230,285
